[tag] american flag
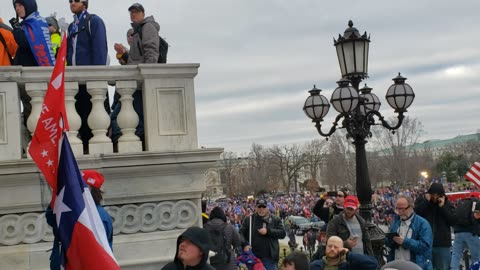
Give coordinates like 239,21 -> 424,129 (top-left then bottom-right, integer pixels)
28,35 -> 119,269
465,162 -> 480,189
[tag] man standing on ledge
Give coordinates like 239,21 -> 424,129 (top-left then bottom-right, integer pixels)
239,199 -> 286,270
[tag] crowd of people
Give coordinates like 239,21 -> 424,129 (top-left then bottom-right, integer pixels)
198,181 -> 480,270
0,0 -> 163,153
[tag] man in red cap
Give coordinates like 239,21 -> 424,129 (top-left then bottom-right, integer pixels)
326,195 -> 373,256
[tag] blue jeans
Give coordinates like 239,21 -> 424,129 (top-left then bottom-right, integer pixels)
260,257 -> 278,270
432,247 -> 451,270
450,232 -> 480,270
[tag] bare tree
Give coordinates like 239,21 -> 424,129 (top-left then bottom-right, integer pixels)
269,144 -> 306,192
303,139 -> 328,184
322,132 -> 356,190
371,117 -> 425,186
219,151 -> 240,197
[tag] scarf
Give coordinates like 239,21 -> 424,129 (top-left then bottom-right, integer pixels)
22,12 -> 55,66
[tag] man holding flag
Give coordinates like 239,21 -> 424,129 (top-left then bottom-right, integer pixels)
28,33 -> 119,270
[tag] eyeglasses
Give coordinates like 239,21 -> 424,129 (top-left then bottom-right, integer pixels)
69,0 -> 81,3
395,206 -> 410,211
337,194 -> 344,198
257,205 -> 267,209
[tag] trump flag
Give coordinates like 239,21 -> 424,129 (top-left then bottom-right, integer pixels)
465,162 -> 480,189
56,134 -> 119,269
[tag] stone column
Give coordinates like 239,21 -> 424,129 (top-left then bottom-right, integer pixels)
116,80 -> 142,153
64,82 -> 83,156
25,82 -> 47,158
86,81 -> 112,154
0,82 -> 22,161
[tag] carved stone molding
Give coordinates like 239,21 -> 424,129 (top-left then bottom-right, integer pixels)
0,200 -> 197,246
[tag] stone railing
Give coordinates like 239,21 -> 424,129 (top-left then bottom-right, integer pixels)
0,64 -> 201,160
0,64 -> 224,270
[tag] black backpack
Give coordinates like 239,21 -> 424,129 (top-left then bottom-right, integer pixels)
138,24 -> 169,63
205,223 -> 230,265
455,198 -> 478,226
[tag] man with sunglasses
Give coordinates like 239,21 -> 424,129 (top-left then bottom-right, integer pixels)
66,0 -> 108,154
239,199 -> 286,270
313,189 -> 347,224
386,194 -> 433,270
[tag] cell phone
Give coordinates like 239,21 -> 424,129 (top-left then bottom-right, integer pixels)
385,232 -> 399,239
349,235 -> 359,240
327,191 -> 337,197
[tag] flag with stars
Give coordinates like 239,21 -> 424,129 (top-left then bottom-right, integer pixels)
29,34 -> 69,194
465,162 -> 480,189
56,133 -> 119,269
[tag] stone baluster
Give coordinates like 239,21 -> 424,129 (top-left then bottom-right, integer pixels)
64,82 -> 83,156
25,82 -> 47,158
86,81 -> 112,154
116,80 -> 142,153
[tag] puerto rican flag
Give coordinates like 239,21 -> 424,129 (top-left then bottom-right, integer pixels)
465,162 -> 480,189
28,35 -> 120,269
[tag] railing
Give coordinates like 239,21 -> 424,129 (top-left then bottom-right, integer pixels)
0,64 -> 201,160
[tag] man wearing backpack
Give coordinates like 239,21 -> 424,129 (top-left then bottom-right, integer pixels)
67,0 -> 109,154
239,199 -> 286,270
415,183 -> 456,270
204,207 -> 241,270
450,197 -> 480,270
110,3 -> 160,145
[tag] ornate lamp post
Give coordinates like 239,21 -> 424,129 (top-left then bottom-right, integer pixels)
303,20 -> 415,261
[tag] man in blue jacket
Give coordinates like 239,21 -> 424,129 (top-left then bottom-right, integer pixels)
67,0 -> 108,154
386,194 -> 433,270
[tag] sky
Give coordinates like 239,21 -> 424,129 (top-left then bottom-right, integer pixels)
2,0 -> 480,154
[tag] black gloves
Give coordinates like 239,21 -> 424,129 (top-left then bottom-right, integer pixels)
9,17 -> 20,29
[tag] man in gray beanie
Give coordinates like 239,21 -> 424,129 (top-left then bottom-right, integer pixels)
415,183 -> 455,270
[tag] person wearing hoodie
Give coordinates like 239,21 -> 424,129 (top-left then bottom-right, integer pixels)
45,16 -> 61,55
9,0 -> 55,126
162,226 -> 215,270
204,207 -> 242,270
414,183 -> 456,270
67,0 -> 109,154
110,3 -> 160,145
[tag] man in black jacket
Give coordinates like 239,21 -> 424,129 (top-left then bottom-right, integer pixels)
239,199 -> 286,270
313,190 -> 346,223
414,183 -> 456,270
161,226 -> 215,270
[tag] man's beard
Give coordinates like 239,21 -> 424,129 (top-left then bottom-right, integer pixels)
326,251 -> 340,259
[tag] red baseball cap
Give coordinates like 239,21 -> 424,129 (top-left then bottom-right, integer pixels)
82,170 -> 105,189
344,195 -> 359,210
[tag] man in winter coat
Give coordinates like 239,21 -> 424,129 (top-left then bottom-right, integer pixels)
67,0 -> 108,154
239,199 -> 286,270
111,3 -> 160,144
310,236 -> 378,270
326,195 -> 374,256
415,183 -> 456,270
0,18 -> 17,66
386,194 -> 433,270
161,226 -> 215,270
313,190 -> 346,223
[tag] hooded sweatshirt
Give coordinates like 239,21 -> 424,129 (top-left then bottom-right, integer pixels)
162,227 -> 215,270
127,15 -> 160,64
12,0 -> 41,66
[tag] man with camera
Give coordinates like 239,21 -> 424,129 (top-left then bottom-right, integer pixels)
313,189 -> 347,223
415,183 -> 455,270
310,236 -> 378,270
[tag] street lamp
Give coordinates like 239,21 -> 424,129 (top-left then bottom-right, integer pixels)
303,20 -> 415,261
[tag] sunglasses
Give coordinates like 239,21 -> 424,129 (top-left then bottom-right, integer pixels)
257,205 -> 267,208
69,0 -> 81,3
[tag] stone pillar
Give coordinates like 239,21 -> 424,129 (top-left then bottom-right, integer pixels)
64,82 -> 83,156
116,80 -> 142,153
86,81 -> 112,154
0,82 -> 22,161
25,82 -> 47,158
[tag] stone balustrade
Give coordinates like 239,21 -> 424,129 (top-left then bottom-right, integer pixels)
0,64 -> 223,269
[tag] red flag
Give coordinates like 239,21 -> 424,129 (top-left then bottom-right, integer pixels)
465,162 -> 480,189
29,34 -> 69,194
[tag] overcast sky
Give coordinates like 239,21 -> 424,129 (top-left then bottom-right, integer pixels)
2,1 -> 479,154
